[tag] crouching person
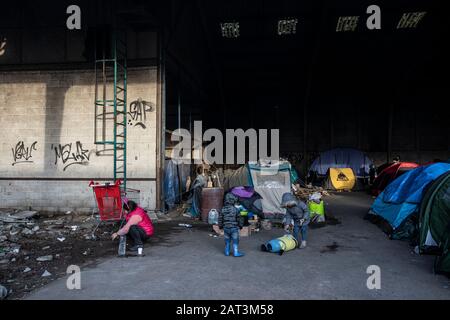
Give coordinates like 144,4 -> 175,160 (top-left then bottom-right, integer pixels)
112,199 -> 154,253
219,193 -> 245,257
281,193 -> 310,249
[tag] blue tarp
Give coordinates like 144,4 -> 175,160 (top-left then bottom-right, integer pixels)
164,159 -> 180,210
308,148 -> 373,178
370,163 -> 450,229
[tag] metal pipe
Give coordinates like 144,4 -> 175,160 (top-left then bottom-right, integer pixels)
178,93 -> 181,130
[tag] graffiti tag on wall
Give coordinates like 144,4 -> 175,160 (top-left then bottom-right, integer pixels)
12,141 -> 38,166
128,98 -> 154,129
52,141 -> 91,171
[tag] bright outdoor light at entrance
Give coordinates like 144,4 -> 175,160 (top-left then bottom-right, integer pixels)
220,22 -> 240,38
277,18 -> 298,35
397,12 -> 426,29
336,16 -> 359,32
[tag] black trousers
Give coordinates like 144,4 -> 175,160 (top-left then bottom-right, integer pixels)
127,225 -> 149,246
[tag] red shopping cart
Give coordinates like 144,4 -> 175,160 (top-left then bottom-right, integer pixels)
89,180 -> 140,238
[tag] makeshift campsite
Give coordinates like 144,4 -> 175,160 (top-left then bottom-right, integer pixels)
419,171 -> 450,274
323,168 -> 356,191
371,162 -> 419,196
366,163 -> 450,240
308,148 -> 373,179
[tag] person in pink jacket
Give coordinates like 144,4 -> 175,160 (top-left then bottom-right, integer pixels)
112,199 -> 154,253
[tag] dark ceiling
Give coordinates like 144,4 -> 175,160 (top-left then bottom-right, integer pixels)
0,0 -> 448,155
155,0 -> 449,128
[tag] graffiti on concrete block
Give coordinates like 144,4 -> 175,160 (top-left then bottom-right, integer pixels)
12,141 -> 38,166
128,98 -> 154,129
52,141 -> 91,171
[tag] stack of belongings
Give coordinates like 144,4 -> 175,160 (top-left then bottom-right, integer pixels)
230,187 -> 263,236
308,192 -> 326,227
230,187 -> 263,217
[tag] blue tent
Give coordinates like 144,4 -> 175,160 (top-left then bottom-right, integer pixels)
308,148 -> 373,178
369,163 -> 450,230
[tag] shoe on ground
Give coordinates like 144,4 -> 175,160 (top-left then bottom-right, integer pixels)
300,241 -> 307,249
128,245 -> 144,252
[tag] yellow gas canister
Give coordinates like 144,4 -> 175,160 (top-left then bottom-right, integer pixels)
278,234 -> 298,251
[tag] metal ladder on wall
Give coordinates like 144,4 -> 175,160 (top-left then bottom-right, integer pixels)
94,26 -> 128,191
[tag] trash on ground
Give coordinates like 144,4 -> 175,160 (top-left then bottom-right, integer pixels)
36,255 -> 53,262
0,209 -> 119,299
41,270 -> 52,277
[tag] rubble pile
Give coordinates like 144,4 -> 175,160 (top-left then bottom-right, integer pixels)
293,185 -> 331,201
0,209 -> 118,300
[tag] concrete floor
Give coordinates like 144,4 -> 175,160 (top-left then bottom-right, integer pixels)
26,192 -> 450,300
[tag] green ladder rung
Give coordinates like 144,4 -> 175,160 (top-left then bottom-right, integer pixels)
95,113 -> 115,117
94,29 -> 127,192
96,59 -> 116,62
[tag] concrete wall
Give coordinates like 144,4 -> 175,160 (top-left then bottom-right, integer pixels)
0,67 -> 158,213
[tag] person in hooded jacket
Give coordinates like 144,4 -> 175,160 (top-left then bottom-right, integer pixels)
281,192 -> 310,249
218,193 -> 245,257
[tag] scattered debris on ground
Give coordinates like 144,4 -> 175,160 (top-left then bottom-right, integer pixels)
293,185 -> 332,201
0,209 -> 119,300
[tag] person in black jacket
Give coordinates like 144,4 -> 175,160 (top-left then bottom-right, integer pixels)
218,193 -> 245,257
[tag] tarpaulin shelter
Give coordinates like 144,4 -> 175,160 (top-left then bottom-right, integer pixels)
367,163 -> 450,239
308,148 -> 373,179
371,162 -> 419,196
323,168 -> 356,191
164,159 -> 191,210
419,171 -> 450,274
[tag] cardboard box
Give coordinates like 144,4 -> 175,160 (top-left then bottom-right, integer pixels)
211,225 -> 250,237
